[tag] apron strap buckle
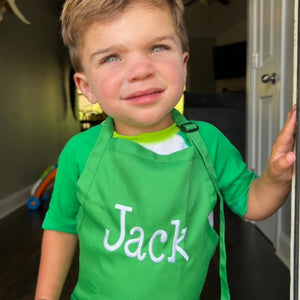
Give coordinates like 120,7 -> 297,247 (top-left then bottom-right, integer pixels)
179,122 -> 199,133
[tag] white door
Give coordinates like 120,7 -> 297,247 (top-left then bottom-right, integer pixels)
247,0 -> 294,253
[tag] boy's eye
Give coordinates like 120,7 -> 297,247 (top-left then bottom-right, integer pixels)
101,54 -> 121,64
151,45 -> 168,54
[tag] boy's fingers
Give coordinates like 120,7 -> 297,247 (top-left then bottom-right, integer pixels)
280,152 -> 296,168
271,152 -> 295,178
280,106 -> 296,138
270,106 -> 296,162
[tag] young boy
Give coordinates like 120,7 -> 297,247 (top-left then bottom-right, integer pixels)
35,0 -> 296,299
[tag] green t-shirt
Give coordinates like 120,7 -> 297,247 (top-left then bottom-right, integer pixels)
43,121 -> 257,234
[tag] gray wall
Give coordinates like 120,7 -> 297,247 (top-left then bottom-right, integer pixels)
0,1 -> 80,202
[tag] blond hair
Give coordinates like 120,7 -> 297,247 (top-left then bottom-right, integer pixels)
61,0 -> 189,71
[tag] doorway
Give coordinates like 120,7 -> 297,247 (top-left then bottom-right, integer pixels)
247,0 -> 294,268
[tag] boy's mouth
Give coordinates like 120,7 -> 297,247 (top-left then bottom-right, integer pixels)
123,88 -> 164,103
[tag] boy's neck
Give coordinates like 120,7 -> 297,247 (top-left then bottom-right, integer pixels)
113,113 -> 174,136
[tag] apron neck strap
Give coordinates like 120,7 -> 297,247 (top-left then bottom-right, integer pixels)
172,109 -> 231,299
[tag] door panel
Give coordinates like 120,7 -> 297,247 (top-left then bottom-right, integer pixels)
258,96 -> 273,175
262,0 -> 274,60
256,94 -> 277,244
254,0 -> 280,246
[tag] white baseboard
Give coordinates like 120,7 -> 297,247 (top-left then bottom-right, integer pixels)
0,185 -> 32,220
276,232 -> 290,269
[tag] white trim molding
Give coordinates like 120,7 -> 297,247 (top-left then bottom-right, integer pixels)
276,232 -> 290,269
0,185 -> 32,220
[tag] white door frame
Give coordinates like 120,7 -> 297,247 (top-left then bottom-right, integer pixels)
290,1 -> 299,298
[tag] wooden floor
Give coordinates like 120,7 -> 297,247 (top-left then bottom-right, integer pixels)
0,202 -> 289,300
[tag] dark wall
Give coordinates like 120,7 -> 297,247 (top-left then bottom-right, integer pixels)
184,92 -> 246,159
0,0 -> 80,200
188,38 -> 216,93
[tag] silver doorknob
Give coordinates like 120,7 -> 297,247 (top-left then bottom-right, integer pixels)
261,73 -> 277,85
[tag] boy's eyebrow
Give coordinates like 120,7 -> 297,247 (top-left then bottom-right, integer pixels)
90,34 -> 178,60
90,46 -> 124,60
152,34 -> 178,43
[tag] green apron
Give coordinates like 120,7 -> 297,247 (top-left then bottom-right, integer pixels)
73,109 -> 230,299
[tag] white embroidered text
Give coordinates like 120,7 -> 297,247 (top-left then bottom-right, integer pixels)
103,203 -> 189,263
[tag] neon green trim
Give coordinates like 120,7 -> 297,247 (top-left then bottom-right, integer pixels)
113,123 -> 179,144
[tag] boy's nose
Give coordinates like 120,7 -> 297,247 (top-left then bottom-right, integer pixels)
126,56 -> 155,82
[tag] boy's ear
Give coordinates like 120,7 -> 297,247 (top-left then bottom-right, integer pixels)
182,52 -> 189,77
73,72 -> 97,104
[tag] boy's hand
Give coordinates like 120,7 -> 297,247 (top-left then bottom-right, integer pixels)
245,105 -> 296,221
265,104 -> 296,184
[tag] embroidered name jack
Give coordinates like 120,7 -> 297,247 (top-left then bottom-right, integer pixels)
103,204 -> 189,263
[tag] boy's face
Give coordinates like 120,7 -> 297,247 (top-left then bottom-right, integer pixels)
74,3 -> 189,135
